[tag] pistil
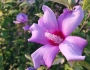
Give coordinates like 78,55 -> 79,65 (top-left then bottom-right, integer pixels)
45,32 -> 63,45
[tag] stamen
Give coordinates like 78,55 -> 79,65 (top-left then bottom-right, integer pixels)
45,32 -> 63,44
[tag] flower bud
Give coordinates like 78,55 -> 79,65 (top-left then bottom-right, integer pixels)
13,13 -> 28,24
68,0 -> 75,8
23,25 -> 30,31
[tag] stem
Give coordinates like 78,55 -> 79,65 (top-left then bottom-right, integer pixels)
80,21 -> 88,32
24,31 -> 26,47
24,30 -> 28,50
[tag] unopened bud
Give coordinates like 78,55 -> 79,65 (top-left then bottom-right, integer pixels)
68,0 -> 75,8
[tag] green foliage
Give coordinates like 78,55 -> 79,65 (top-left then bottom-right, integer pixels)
49,0 -> 69,7
78,61 -> 90,70
83,0 -> 90,10
0,50 -> 4,70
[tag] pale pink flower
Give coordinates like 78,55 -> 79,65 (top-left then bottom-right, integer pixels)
28,5 -> 87,68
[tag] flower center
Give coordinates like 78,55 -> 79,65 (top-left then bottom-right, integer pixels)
45,31 -> 65,46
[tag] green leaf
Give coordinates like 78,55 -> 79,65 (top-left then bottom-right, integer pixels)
78,60 -> 90,70
25,54 -> 32,61
84,48 -> 90,56
73,62 -> 84,70
26,62 -> 33,66
19,2 -> 30,7
52,57 -> 65,65
35,13 -> 43,18
37,66 -> 47,70
3,4 -> 13,9
49,0 -> 69,7
19,2 -> 30,12
1,31 -> 8,38
9,10 -> 18,15
68,0 -> 75,8
0,50 -> 4,70
64,64 -> 73,70
83,0 -> 90,10
0,11 -> 3,17
5,0 -> 13,3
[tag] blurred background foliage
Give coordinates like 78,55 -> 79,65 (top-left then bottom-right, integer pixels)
0,0 -> 90,70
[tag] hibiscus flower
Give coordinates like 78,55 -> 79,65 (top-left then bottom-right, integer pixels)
28,5 -> 87,68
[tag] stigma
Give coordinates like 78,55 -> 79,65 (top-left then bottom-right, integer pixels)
45,32 -> 63,45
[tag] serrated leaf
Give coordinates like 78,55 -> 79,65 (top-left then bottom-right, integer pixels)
25,54 -> 32,61
35,13 -> 43,17
49,0 -> 69,7
83,0 -> 90,10
78,60 -> 90,70
52,57 -> 65,65
37,66 -> 47,70
3,4 -> 13,8
84,49 -> 90,56
73,62 -> 84,70
26,62 -> 33,66
65,64 -> 73,70
19,2 -> 29,7
5,0 -> 13,3
9,10 -> 18,15
0,11 -> 3,16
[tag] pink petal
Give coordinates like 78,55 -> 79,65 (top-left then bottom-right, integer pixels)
13,21 -> 21,24
38,5 -> 58,32
59,36 -> 87,61
75,0 -> 78,3
57,6 -> 84,37
28,24 -> 49,45
31,44 -> 59,68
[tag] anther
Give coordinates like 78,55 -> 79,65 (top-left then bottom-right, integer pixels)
45,32 -> 63,44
